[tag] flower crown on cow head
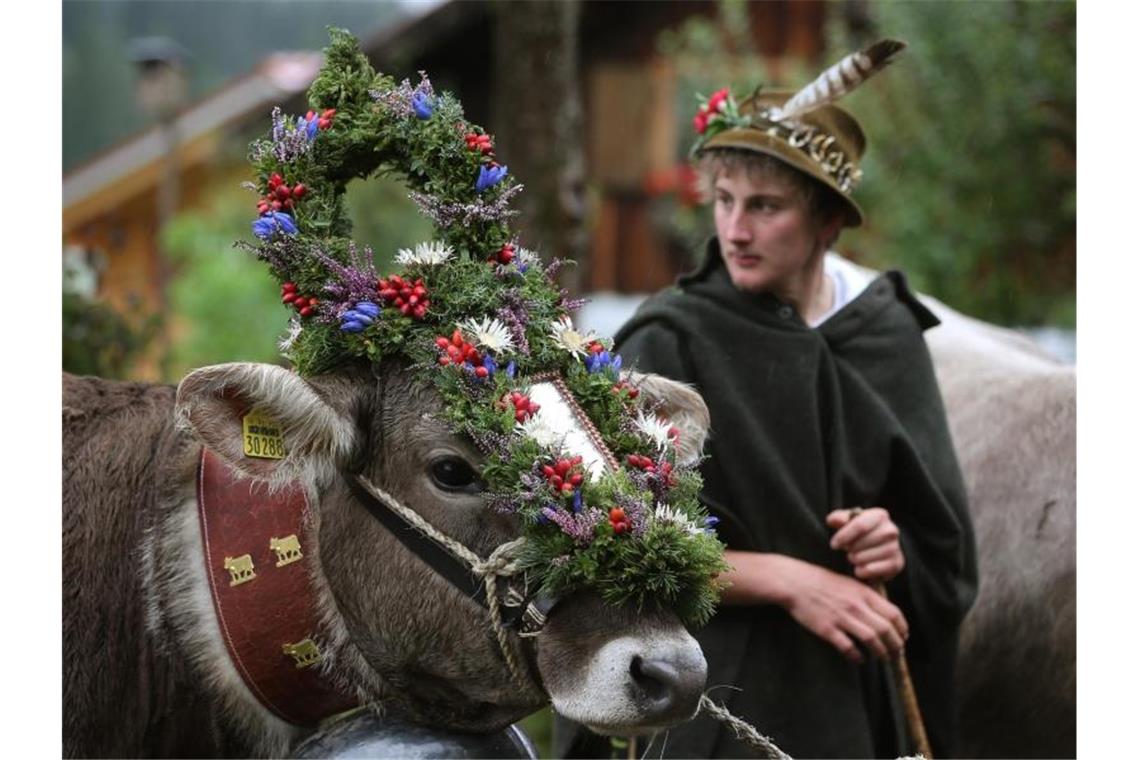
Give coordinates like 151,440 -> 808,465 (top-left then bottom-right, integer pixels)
238,29 -> 726,627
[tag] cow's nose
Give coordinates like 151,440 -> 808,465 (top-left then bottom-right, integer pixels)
628,654 -> 703,724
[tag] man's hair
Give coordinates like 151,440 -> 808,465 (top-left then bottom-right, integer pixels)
695,148 -> 847,224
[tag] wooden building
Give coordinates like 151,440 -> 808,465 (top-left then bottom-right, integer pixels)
62,0 -> 827,373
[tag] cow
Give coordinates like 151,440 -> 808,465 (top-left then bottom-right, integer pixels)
62,358 -> 712,758
922,297 -> 1076,758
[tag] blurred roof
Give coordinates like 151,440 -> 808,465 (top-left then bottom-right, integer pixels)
63,51 -> 322,231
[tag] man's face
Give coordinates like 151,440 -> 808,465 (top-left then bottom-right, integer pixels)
713,167 -> 831,296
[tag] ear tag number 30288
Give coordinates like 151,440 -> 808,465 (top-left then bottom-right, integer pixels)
242,409 -> 286,459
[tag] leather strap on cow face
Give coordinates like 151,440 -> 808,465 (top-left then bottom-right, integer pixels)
343,474 -> 558,636
197,449 -> 360,727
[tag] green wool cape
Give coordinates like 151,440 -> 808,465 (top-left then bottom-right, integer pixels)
613,241 -> 976,759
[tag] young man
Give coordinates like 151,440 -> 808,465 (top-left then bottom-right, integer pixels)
605,80 -> 977,757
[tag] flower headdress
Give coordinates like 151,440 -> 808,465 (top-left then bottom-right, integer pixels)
239,30 -> 726,626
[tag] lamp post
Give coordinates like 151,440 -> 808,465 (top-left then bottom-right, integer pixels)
128,36 -> 190,310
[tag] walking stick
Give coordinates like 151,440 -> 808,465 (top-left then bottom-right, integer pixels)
846,508 -> 933,758
872,579 -> 933,759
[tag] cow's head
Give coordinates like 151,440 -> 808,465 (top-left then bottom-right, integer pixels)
176,359 -> 710,735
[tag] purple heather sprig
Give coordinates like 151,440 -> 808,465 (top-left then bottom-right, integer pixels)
408,184 -> 523,227
313,243 -> 381,311
496,289 -> 533,356
250,107 -> 313,164
542,505 -> 605,547
371,72 -> 435,120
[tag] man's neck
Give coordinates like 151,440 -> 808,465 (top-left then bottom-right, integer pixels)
776,252 -> 832,323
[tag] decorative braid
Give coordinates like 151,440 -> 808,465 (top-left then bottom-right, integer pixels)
352,476 -> 542,694
699,695 -> 792,759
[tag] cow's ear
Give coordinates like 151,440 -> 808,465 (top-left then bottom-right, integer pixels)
175,362 -> 356,487
624,371 -> 710,467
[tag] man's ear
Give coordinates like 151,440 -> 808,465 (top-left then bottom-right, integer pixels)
623,371 -> 710,467
175,362 -> 356,488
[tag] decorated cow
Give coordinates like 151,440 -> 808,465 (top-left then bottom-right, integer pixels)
62,31 -> 727,758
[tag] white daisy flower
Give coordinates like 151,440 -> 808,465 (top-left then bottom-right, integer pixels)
516,414 -> 564,449
549,315 -> 598,358
395,240 -> 454,266
459,316 -> 515,354
653,503 -> 704,535
635,411 -> 676,451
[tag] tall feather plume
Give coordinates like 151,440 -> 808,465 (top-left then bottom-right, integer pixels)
769,39 -> 907,123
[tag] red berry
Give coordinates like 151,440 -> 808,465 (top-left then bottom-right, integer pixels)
542,465 -> 556,477
282,294 -> 295,304
308,298 -> 318,306
413,305 -> 427,320
275,185 -> 291,200
555,461 -> 570,477
271,200 -> 283,211
561,483 -> 574,493
438,356 -> 451,366
613,522 -> 627,534
323,108 -> 336,118
475,366 -> 489,378
318,118 -> 331,130
283,198 -> 294,210
300,306 -> 312,317
551,476 -> 563,489
610,508 -> 626,521
569,473 -> 583,487
400,303 -> 412,316
292,184 -> 306,198
629,388 -> 640,399
435,337 -> 451,349
269,173 -> 283,187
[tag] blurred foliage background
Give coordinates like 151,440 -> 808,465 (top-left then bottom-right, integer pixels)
62,0 -> 1074,372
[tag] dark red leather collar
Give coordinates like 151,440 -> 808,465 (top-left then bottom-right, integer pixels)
197,449 -> 360,726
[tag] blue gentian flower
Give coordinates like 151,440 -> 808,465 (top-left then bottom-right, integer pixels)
571,490 -> 583,514
411,91 -> 434,119
476,164 -> 509,192
482,355 -> 498,375
354,301 -> 381,318
704,515 -> 720,534
340,319 -> 366,333
306,114 -> 319,140
252,211 -> 298,240
506,361 -> 517,379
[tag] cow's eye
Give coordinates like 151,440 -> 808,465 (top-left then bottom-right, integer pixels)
429,456 -> 482,493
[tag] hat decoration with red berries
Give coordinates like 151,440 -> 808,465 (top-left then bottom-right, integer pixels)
690,38 -> 907,227
239,30 -> 726,627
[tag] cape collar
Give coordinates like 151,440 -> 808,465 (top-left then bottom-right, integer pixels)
197,449 -> 360,727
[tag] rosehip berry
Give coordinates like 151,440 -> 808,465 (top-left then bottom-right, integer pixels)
300,306 -> 312,317
475,366 -> 489,378
292,184 -> 306,198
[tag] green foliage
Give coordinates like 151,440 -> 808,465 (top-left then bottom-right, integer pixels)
62,289 -> 160,379
655,0 -> 1075,327
826,1 -> 1076,326
160,184 -> 287,380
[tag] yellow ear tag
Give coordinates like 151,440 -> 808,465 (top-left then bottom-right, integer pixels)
242,409 -> 287,459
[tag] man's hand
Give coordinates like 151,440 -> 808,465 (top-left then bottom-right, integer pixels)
778,557 -> 909,663
826,507 -> 906,583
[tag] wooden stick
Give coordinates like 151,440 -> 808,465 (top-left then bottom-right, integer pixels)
873,580 -> 933,759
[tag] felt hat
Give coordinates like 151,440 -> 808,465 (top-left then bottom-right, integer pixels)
693,39 -> 907,228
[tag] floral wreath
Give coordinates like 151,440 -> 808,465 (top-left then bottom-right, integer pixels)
238,30 -> 726,627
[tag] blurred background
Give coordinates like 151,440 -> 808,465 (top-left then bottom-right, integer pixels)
60,0 -> 1075,752
62,0 -> 1076,384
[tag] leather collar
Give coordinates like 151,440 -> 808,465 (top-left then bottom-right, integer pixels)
197,449 -> 360,726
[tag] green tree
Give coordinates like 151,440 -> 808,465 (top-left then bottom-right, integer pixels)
827,0 -> 1076,326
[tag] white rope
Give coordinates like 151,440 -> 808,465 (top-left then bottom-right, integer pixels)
353,476 -> 541,694
699,695 -> 791,759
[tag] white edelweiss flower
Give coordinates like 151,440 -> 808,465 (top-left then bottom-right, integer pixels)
459,316 -> 515,354
635,411 -> 676,452
516,246 -> 540,268
653,503 -> 704,535
516,413 -> 563,449
396,240 -> 454,266
549,315 -> 597,358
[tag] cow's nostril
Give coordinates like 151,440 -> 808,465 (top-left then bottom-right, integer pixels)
629,655 -> 680,706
